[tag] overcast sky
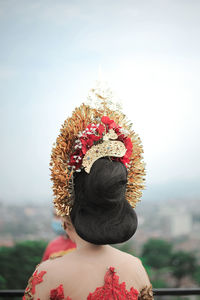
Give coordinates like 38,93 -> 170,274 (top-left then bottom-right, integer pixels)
0,0 -> 200,204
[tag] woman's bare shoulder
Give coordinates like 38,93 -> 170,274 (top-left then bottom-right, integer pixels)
110,247 -> 151,290
35,251 -> 79,287
33,252 -> 79,299
122,252 -> 149,277
111,246 -> 142,264
38,249 -> 78,272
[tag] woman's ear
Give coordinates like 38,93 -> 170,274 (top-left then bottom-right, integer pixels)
62,216 -> 76,242
62,219 -> 67,230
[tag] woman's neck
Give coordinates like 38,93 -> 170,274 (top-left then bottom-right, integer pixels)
75,235 -> 108,252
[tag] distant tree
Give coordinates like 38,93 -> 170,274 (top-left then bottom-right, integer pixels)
0,274 -> 6,289
193,265 -> 200,285
151,278 -> 168,288
170,250 -> 197,287
139,258 -> 152,278
0,240 -> 47,290
142,238 -> 173,269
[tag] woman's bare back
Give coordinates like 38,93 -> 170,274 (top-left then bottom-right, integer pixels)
34,245 -> 151,300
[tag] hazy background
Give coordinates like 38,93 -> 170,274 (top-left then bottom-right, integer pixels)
0,0 -> 200,205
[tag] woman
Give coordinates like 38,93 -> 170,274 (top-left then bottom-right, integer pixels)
23,84 -> 153,299
42,209 -> 76,261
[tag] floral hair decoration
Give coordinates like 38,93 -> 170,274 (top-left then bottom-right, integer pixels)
50,82 -> 145,216
69,116 -> 133,173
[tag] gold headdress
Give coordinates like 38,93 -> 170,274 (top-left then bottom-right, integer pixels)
50,82 -> 145,216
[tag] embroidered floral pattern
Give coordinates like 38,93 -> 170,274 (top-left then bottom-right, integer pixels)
87,267 -> 139,300
23,269 -> 46,300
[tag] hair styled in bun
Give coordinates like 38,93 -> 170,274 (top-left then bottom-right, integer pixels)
70,158 -> 138,245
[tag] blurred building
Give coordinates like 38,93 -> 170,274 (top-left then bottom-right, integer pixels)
170,212 -> 192,237
159,206 -> 192,237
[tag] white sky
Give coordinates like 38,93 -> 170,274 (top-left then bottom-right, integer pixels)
0,0 -> 200,203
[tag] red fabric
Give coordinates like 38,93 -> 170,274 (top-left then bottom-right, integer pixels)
42,236 -> 76,261
49,267 -> 139,300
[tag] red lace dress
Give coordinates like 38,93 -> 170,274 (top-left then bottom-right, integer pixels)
23,267 -> 153,300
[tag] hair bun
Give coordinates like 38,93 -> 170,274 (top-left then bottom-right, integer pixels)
71,158 -> 138,245
85,158 -> 127,206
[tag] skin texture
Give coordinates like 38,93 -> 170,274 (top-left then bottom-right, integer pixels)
34,218 -> 151,300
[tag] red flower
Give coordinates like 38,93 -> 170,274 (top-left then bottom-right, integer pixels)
88,134 -> 101,142
108,120 -> 117,129
114,126 -> 121,135
97,124 -> 105,136
79,138 -> 88,154
124,137 -> 132,148
120,155 -> 130,166
101,116 -> 113,125
101,116 -> 117,130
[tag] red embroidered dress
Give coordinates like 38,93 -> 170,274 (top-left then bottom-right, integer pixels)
23,267 -> 153,300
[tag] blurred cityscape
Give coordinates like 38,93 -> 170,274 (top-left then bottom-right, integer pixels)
135,197 -> 200,259
0,202 -> 55,246
0,196 -> 200,258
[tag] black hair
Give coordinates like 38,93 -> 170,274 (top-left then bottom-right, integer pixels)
70,158 -> 138,245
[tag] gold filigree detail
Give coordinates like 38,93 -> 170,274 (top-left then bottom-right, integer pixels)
139,285 -> 154,300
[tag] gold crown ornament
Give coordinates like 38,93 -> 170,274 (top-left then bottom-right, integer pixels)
82,129 -> 126,173
50,81 -> 145,216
